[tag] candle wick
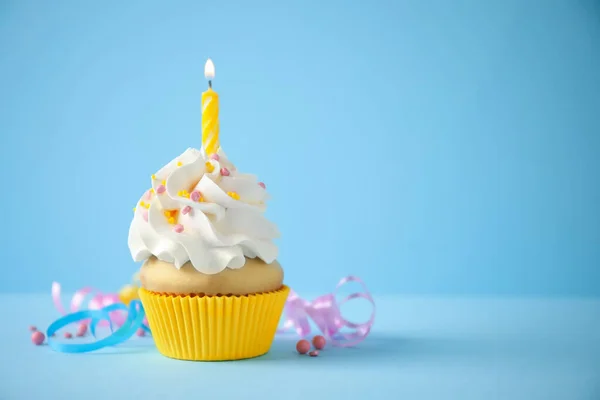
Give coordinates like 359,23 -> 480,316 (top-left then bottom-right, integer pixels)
208,80 -> 212,89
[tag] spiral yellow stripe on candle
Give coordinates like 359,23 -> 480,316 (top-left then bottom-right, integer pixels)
201,89 -> 220,156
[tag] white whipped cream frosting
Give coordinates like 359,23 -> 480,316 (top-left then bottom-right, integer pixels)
128,148 -> 279,274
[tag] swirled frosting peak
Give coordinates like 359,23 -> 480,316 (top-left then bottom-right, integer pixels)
128,148 -> 279,274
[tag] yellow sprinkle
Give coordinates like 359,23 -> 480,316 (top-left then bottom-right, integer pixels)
227,191 -> 240,200
205,162 -> 215,173
199,197 -> 204,202
144,203 -> 150,209
177,161 -> 183,167
150,188 -> 155,194
185,193 -> 190,199
161,180 -> 166,185
139,201 -> 145,207
118,285 -> 139,305
151,174 -> 156,180
133,207 -> 136,212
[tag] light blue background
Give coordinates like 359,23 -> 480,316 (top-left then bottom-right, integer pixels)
1,0 -> 599,296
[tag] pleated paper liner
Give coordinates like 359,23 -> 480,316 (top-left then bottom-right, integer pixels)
138,285 -> 290,361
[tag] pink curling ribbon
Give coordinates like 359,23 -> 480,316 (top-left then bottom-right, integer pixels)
277,276 -> 375,347
51,282 -> 147,327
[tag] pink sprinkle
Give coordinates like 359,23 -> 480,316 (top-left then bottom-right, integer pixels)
181,206 -> 192,215
136,328 -> 145,337
31,331 -> 45,346
76,323 -> 88,337
296,339 -> 311,355
142,210 -> 149,222
309,350 -> 319,357
156,185 -> 166,194
29,325 -> 37,332
190,191 -> 202,201
220,167 -> 230,176
173,224 -> 184,233
145,190 -> 152,200
258,182 -> 266,189
312,335 -> 326,350
64,332 -> 72,339
210,154 -> 220,161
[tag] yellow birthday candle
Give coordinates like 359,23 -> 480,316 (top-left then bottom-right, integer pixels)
202,58 -> 220,157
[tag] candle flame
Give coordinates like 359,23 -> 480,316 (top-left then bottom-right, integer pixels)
204,59 -> 215,80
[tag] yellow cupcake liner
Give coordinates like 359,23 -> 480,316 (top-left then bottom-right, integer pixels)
138,285 -> 290,361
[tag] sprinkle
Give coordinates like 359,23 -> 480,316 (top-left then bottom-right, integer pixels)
144,203 -> 150,209
150,188 -> 155,194
151,174 -> 156,180
258,182 -> 266,189
142,210 -> 149,222
136,328 -> 146,337
220,167 -> 230,177
64,332 -> 73,339
177,161 -> 183,167
296,339 -> 310,354
164,209 -> 179,224
182,206 -> 192,215
205,162 -> 215,173
227,191 -> 240,200
31,331 -> 45,346
161,179 -> 166,185
139,201 -> 146,207
210,153 -> 220,161
173,224 -> 184,233
76,323 -> 88,337
156,185 -> 166,194
190,191 -> 202,202
29,325 -> 37,332
309,350 -> 319,357
312,335 -> 326,350
133,207 -> 136,212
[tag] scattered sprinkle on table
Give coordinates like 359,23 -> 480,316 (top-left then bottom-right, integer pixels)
31,331 -> 45,346
312,335 -> 326,350
76,323 -> 88,337
296,339 -> 311,354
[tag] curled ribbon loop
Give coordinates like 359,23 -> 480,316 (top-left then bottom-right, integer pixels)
46,300 -> 147,353
277,276 -> 375,347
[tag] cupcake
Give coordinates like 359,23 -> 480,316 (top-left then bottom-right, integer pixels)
128,147 -> 289,361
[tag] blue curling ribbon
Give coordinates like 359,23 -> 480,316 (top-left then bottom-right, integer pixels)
46,300 -> 151,353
